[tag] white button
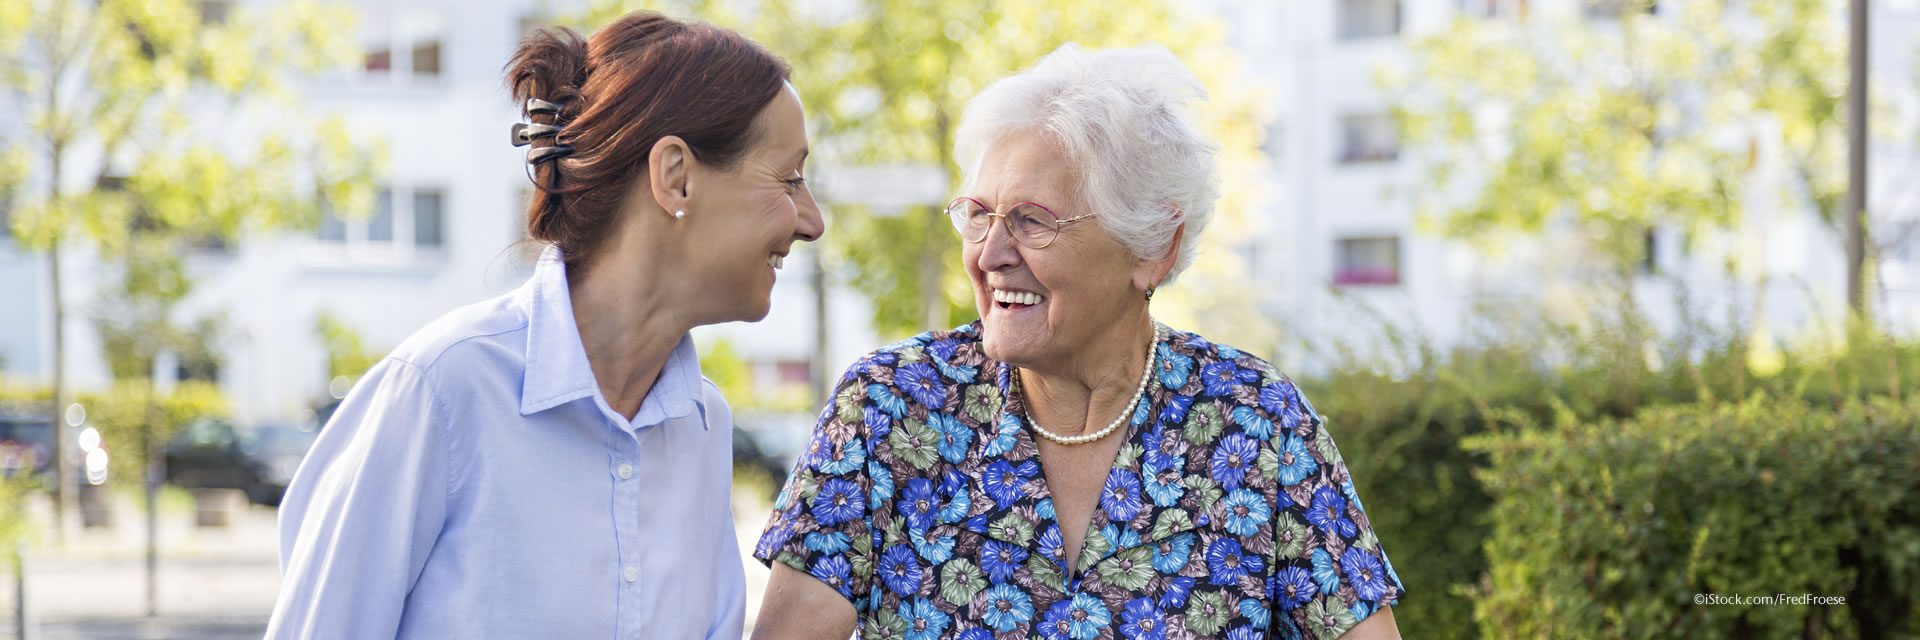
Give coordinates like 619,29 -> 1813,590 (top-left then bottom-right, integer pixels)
622,565 -> 639,583
616,464 -> 633,480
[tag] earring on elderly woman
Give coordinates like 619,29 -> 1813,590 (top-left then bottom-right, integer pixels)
1146,285 -> 1156,301
674,209 -> 686,219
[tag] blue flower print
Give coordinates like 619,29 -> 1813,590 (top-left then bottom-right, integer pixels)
1158,393 -> 1195,425
1156,343 -> 1192,389
1150,532 -> 1194,574
1277,434 -> 1317,486
1040,593 -> 1111,640
803,530 -> 851,556
1275,566 -> 1318,611
1142,457 -> 1186,508
913,528 -> 956,564
1100,469 -> 1145,523
981,583 -> 1035,632
863,405 -> 894,438
810,554 -> 853,599
983,414 -> 1021,457
1310,548 -> 1340,595
1202,361 -> 1258,396
868,383 -> 908,418
868,460 -> 894,512
1237,598 -> 1269,629
1307,486 -> 1357,538
982,459 -> 1033,508
980,539 -> 1029,582
1230,405 -> 1273,439
930,413 -> 973,464
899,478 -> 939,532
1342,546 -> 1391,602
1209,434 -> 1259,490
879,544 -> 924,596
1205,538 -> 1262,586
1220,488 -> 1272,537
810,478 -> 865,526
938,485 -> 971,524
1037,525 -> 1067,564
817,436 -> 866,475
1158,576 -> 1194,609
957,630 -> 993,640
902,597 -> 950,640
1226,626 -> 1263,640
896,363 -> 946,408
1258,382 -> 1294,416
1119,597 -> 1167,640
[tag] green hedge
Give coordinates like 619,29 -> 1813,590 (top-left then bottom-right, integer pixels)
1307,319 -> 1920,638
1465,397 -> 1920,638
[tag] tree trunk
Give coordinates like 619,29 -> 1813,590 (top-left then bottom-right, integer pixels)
143,381 -> 159,618
1845,0 -> 1868,315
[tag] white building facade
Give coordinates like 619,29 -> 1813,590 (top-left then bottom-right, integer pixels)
2,0 -> 1916,425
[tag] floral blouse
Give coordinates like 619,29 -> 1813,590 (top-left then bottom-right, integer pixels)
755,322 -> 1404,639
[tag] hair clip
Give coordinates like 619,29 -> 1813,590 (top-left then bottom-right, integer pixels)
526,145 -> 574,165
524,98 -> 564,117
511,122 -> 562,147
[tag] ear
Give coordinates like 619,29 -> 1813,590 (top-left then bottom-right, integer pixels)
1133,220 -> 1185,294
647,135 -> 693,218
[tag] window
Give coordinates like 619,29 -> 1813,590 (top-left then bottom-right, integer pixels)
410,40 -> 441,76
414,190 -> 444,248
1338,0 -> 1401,39
1335,236 -> 1401,286
367,189 -> 394,243
359,10 -> 444,83
1338,113 -> 1399,164
313,185 -> 449,263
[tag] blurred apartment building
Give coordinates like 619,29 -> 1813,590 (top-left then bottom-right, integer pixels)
2,0 -> 1916,426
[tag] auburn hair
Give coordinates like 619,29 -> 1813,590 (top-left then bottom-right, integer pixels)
506,12 -> 791,269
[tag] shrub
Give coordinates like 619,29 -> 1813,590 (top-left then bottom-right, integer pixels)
1465,396 -> 1920,638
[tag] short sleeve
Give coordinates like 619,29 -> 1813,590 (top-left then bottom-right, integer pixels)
753,366 -> 878,613
1267,380 -> 1405,637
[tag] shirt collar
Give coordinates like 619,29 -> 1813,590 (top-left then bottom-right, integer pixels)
518,246 -> 705,428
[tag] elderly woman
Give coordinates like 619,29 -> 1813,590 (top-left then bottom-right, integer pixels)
754,45 -> 1402,639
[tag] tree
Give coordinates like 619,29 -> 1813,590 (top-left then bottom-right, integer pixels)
1387,0 -> 1897,315
576,0 -> 1274,347
0,0 -> 377,538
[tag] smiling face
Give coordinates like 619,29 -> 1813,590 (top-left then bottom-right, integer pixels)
681,84 -> 823,323
963,131 -> 1157,369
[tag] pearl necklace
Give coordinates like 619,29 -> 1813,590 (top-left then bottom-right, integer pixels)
1014,322 -> 1164,446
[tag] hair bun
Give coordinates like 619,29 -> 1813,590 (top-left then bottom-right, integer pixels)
506,26 -> 590,122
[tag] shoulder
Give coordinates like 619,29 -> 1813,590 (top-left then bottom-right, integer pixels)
699,377 -> 734,429
381,291 -> 530,385
832,322 -> 989,391
1165,328 -> 1319,439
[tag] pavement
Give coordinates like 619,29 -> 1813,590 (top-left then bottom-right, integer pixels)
1,483 -> 781,639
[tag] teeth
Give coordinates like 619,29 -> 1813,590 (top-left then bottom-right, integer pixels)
993,289 -> 1044,306
768,254 -> 785,269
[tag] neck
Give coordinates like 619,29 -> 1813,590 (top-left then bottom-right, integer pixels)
567,226 -> 691,422
1018,309 -> 1157,439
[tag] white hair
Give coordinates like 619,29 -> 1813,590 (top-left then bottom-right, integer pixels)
953,43 -> 1221,286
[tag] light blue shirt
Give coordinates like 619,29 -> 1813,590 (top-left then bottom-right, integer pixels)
267,248 -> 745,639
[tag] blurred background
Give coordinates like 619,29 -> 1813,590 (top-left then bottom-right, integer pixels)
1,0 -> 1917,637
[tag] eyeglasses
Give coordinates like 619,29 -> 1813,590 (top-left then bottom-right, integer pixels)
945,197 -> 1097,249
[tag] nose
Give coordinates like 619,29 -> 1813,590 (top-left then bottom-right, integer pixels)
973,212 -> 1022,273
794,184 -> 824,242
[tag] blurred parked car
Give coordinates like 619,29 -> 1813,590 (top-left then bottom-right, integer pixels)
165,418 -> 318,506
732,427 -> 790,490
0,412 -> 54,480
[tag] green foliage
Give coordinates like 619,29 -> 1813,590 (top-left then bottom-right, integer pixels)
1312,306 -> 1920,636
315,311 -> 382,383
1385,0 -> 1869,279
1465,396 -> 1920,638
576,0 -> 1271,340
74,379 -> 226,488
698,338 -> 752,403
